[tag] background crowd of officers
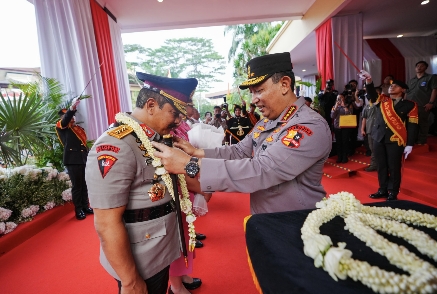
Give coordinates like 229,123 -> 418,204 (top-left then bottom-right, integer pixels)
317,61 -> 436,166
197,59 -> 437,152
200,99 -> 259,144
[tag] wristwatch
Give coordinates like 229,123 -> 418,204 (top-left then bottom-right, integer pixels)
185,157 -> 200,178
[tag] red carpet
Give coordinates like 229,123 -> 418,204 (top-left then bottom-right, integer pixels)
0,136 -> 436,293
0,192 -> 257,294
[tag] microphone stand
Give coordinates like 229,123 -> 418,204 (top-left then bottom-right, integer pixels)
163,134 -> 188,267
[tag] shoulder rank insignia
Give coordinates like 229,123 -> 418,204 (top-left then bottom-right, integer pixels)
107,125 -> 133,139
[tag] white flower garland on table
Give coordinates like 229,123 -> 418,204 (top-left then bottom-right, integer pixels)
115,113 -> 196,251
301,191 -> 437,293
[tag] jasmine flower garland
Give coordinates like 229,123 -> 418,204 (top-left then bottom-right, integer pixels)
115,113 -> 196,251
301,191 -> 437,293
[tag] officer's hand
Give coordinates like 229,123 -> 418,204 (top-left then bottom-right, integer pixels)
404,146 -> 413,159
152,141 -> 191,175
172,137 -> 198,156
361,129 -> 366,137
358,70 -> 372,83
120,276 -> 148,294
424,103 -> 434,112
70,97 -> 81,111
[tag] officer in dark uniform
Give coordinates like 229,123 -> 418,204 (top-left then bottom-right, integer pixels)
226,104 -> 253,144
361,70 -> 419,201
56,98 -> 92,220
318,79 -> 338,130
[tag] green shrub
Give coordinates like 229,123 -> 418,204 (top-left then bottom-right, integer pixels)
0,165 -> 71,223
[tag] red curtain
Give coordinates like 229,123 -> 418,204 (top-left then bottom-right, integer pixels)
315,19 -> 334,89
366,38 -> 405,82
90,0 -> 120,124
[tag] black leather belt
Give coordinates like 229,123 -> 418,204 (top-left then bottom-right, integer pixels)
123,201 -> 175,223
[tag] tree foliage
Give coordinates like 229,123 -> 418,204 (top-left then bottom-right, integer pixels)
224,22 -> 283,106
0,76 -> 70,167
124,37 -> 226,93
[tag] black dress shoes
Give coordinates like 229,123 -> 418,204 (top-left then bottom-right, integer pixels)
75,209 -> 86,220
83,207 -> 94,214
369,191 -> 388,199
386,192 -> 398,201
182,278 -> 202,290
195,233 -> 206,240
365,166 -> 377,172
195,240 -> 203,248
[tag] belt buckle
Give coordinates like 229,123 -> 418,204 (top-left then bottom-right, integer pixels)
169,200 -> 176,211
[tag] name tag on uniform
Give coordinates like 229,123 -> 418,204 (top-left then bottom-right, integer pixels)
420,81 -> 427,87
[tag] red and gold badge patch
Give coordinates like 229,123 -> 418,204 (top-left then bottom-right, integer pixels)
96,144 -> 120,153
281,125 -> 313,148
257,126 -> 265,131
97,155 -> 118,178
140,124 -> 155,138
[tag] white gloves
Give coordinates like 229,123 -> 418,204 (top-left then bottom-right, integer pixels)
404,146 -> 413,159
358,70 -> 371,81
70,97 -> 81,111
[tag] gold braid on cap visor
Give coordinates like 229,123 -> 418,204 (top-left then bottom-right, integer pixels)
159,90 -> 187,115
240,74 -> 269,87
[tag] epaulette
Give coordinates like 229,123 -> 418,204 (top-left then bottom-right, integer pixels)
107,125 -> 133,139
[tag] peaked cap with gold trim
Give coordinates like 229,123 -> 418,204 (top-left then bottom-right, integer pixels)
239,52 -> 293,90
136,72 -> 198,116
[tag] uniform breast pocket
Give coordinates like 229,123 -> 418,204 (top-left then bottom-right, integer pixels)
267,184 -> 279,194
126,217 -> 167,244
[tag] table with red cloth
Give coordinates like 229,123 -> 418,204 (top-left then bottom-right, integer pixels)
245,200 -> 437,294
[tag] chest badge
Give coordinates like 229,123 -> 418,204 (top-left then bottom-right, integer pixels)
148,182 -> 166,202
237,125 -> 245,136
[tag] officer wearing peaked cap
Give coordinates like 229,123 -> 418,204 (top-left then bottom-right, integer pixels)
226,104 -> 253,144
361,70 -> 419,201
152,52 -> 332,214
56,98 -> 92,220
86,72 -> 199,294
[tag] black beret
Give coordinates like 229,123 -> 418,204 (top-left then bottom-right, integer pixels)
233,104 -> 242,111
58,108 -> 67,116
391,80 -> 409,90
239,52 -> 293,89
